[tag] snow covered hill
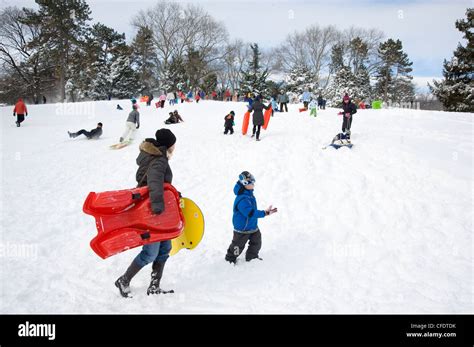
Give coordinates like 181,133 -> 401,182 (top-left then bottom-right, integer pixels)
0,100 -> 472,313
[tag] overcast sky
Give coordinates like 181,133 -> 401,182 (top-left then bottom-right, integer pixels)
1,0 -> 470,90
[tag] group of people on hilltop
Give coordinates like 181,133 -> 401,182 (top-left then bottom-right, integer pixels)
142,89 -> 245,104
212,89 -> 239,101
140,90 -> 205,108
14,88 -> 356,144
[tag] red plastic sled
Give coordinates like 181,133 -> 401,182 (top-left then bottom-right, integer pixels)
263,106 -> 272,130
83,183 -> 185,259
242,111 -> 250,135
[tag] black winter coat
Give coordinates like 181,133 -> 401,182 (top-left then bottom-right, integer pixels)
136,139 -> 173,214
342,101 -> 357,116
250,100 -> 269,126
89,127 -> 102,139
224,114 -> 234,127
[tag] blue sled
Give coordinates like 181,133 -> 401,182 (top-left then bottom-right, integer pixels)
329,143 -> 353,149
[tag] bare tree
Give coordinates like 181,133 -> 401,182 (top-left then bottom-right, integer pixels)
133,1 -> 181,70
132,0 -> 228,90
275,24 -> 339,87
305,25 -> 340,86
274,25 -> 383,91
274,31 -> 307,71
0,6 -> 55,103
216,39 -> 251,92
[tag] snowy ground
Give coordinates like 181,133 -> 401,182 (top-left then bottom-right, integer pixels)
0,99 -> 472,313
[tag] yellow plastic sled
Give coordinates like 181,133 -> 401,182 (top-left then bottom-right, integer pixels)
170,198 -> 205,256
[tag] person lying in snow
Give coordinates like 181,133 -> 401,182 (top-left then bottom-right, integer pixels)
164,110 -> 184,124
68,123 -> 103,139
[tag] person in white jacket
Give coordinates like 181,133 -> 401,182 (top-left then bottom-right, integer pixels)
166,92 -> 175,106
120,104 -> 140,143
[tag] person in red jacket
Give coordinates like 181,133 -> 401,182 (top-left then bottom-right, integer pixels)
224,89 -> 231,101
13,98 -> 28,127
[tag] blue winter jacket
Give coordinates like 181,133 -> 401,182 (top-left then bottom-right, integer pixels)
232,182 -> 266,233
271,98 -> 278,110
302,91 -> 311,102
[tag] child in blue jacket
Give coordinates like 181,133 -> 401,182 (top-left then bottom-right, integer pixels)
225,171 -> 277,264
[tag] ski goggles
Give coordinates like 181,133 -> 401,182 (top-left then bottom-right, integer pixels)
239,172 -> 256,186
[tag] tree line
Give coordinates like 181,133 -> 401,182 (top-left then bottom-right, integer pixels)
0,1 -> 471,112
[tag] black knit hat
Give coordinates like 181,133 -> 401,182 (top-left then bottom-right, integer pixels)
155,128 -> 176,149
230,111 -> 235,115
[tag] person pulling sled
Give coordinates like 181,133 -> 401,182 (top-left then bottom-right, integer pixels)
340,94 -> 357,138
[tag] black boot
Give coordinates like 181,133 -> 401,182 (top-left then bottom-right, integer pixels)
246,257 -> 263,262
147,261 -> 174,295
225,255 -> 237,264
115,260 -> 143,298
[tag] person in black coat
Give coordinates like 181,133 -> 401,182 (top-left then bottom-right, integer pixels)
147,92 -> 154,106
68,123 -> 103,139
249,96 -> 270,141
317,95 -> 324,109
341,94 -> 357,137
115,129 -> 177,298
224,111 -> 235,135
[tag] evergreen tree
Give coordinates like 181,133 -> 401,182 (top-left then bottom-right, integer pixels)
285,63 -> 316,94
326,65 -> 357,106
349,37 -> 372,102
185,48 -> 208,91
374,38 -> 415,103
329,43 -> 345,72
23,0 -> 91,102
348,37 -> 369,75
161,55 -> 188,92
66,44 -> 90,101
110,53 -> 141,98
132,26 -> 158,94
429,8 -> 473,112
267,80 -> 284,98
83,24 -> 139,100
326,43 -> 359,106
354,64 -> 371,101
239,43 -> 269,96
201,72 -> 218,94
